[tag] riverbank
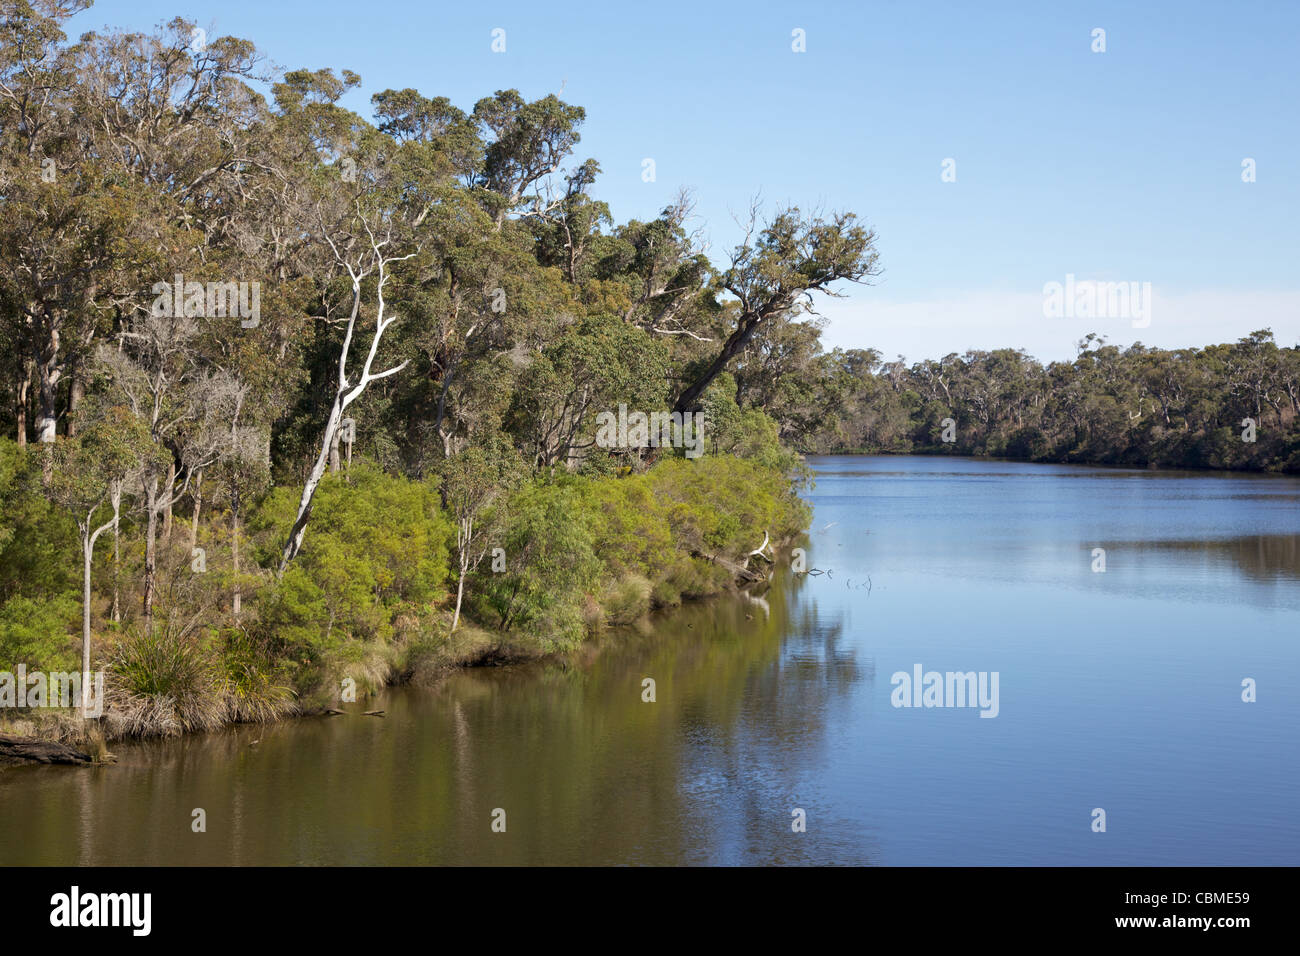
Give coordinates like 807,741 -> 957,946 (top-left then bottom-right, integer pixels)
1,454 -> 808,764
0,553 -> 794,766
8,455 -> 1296,864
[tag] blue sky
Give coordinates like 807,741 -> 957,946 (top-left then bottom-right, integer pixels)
72,0 -> 1299,362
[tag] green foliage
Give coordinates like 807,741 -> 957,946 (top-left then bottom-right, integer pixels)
805,333 -> 1300,473
0,440 -> 80,596
471,478 -> 600,648
216,629 -> 296,724
649,456 -> 810,559
0,594 -> 80,673
510,313 -> 670,469
702,374 -> 808,476
107,627 -> 225,736
0,12 -> 858,740
472,455 -> 809,644
599,574 -> 653,626
0,441 -> 81,672
249,465 -> 453,692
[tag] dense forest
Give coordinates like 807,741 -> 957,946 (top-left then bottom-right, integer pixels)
1,2 -> 1296,748
0,3 -> 868,743
795,330 -> 1300,470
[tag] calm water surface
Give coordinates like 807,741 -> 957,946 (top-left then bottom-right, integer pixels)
3,455 -> 1298,865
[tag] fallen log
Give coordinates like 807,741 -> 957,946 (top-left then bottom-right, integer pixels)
0,733 -> 93,765
709,552 -> 768,584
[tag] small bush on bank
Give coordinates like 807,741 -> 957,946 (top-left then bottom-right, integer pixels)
106,626 -> 225,737
249,465 -> 453,699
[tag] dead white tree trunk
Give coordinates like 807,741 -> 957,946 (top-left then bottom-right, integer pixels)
278,215 -> 413,574
109,479 -> 122,624
80,510 -> 115,718
746,530 -> 772,570
451,516 -> 471,632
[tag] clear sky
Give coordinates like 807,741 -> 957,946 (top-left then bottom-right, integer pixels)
71,0 -> 1300,362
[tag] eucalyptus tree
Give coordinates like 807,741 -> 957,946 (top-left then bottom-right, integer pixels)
0,0 -> 88,443
439,437 -> 521,632
508,313 -> 669,471
673,206 -> 880,414
276,140 -> 440,572
369,87 -> 587,468
96,305 -> 229,631
46,408 -> 155,712
0,9 -> 268,447
470,90 -> 585,232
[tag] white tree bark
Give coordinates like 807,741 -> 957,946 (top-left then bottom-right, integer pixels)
81,511 -> 115,718
278,215 -> 413,573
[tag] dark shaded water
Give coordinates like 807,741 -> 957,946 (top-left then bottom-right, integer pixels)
3,456 -> 1298,865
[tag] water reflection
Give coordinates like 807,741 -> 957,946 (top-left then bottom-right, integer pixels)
0,567 -> 865,865
4,456 -> 1298,866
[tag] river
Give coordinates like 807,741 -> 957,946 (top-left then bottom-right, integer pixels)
3,455 -> 1298,865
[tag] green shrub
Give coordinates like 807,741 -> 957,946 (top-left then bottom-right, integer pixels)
0,594 -> 80,673
106,627 -> 224,736
217,629 -> 296,723
250,464 -> 453,695
600,573 -> 652,624
471,478 -> 600,648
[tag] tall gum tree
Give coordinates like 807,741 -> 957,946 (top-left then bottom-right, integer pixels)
277,198 -> 424,573
673,205 -> 880,414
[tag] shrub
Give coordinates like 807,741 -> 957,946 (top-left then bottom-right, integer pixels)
106,626 -> 224,737
249,464 -> 453,695
600,573 -> 652,625
471,478 -> 600,648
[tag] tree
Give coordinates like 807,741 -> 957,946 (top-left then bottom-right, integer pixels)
278,199 -> 422,572
439,439 -> 520,631
46,410 -> 153,714
673,205 -> 880,413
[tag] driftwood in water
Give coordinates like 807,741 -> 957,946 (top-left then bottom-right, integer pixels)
707,531 -> 776,585
0,733 -> 93,765
710,552 -> 768,584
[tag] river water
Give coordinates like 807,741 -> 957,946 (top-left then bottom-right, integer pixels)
3,455 -> 1298,865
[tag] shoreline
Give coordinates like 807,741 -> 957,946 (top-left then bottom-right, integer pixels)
0,542 -> 795,768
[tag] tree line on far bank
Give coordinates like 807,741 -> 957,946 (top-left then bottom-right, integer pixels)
770,331 -> 1300,472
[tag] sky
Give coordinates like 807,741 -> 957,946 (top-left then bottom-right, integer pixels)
70,0 -> 1300,363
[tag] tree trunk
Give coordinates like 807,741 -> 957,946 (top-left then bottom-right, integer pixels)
82,530 -> 93,715
110,482 -> 122,624
673,311 -> 766,413
280,392 -> 347,572
329,423 -> 342,473
452,571 -> 466,633
34,318 -> 61,443
0,734 -> 92,765
66,355 -> 84,437
451,517 -> 471,632
231,490 -> 242,619
161,460 -> 176,544
143,478 -> 159,634
15,359 -> 30,448
189,470 -> 204,552
81,516 -> 113,718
